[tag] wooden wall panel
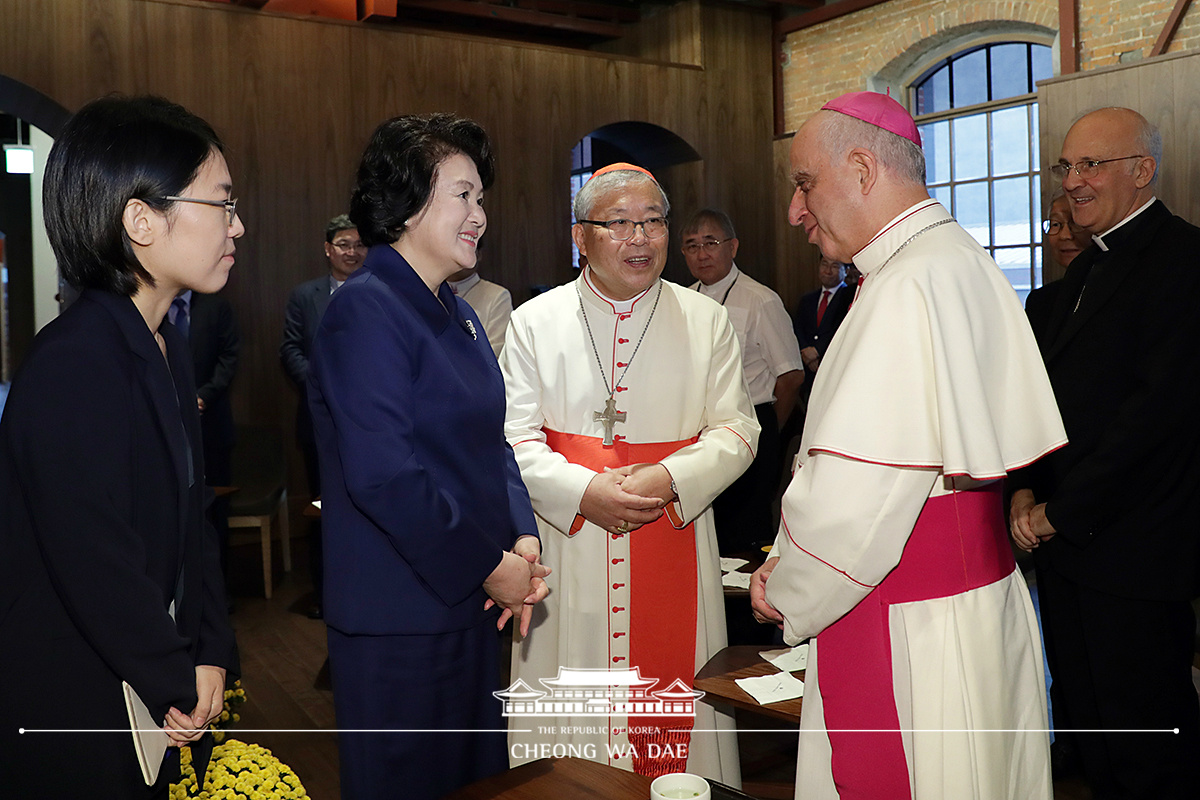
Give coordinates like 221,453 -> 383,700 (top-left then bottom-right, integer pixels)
771,136 -> 820,313
1037,49 -> 1200,283
0,0 -> 778,500
593,2 -> 704,67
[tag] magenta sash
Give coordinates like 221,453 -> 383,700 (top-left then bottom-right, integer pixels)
818,482 -> 1014,799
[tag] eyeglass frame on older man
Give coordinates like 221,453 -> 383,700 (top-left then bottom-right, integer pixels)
681,237 -> 734,256
329,237 -> 367,252
1042,218 -> 1086,236
578,217 -> 669,241
163,195 -> 239,227
1048,155 -> 1145,182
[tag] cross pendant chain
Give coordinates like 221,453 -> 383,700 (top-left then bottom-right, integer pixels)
593,394 -> 627,446
577,281 -> 662,448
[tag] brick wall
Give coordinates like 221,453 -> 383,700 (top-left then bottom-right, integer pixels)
781,0 -> 1200,133
1080,0 -> 1200,68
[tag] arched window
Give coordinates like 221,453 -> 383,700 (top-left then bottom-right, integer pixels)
911,42 -> 1053,303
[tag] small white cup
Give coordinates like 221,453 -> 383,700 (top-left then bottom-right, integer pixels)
650,772 -> 711,800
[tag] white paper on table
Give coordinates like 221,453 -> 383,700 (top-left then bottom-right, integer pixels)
719,557 -> 749,573
735,671 -> 805,705
721,571 -> 752,589
760,642 -> 808,671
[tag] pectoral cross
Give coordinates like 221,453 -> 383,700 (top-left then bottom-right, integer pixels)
593,395 -> 626,446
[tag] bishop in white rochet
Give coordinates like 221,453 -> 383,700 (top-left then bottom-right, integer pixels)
501,163 -> 759,783
751,92 -> 1067,799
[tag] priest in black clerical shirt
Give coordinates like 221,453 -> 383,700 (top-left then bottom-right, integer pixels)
1008,106 -> 1200,799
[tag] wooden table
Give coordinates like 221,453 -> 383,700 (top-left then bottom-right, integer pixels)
721,549 -> 766,598
694,645 -> 804,724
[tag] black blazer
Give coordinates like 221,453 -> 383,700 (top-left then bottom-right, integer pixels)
1014,201 -> 1200,600
280,275 -> 332,442
280,275 -> 332,390
793,283 -> 853,382
189,292 -> 239,482
0,290 -> 238,788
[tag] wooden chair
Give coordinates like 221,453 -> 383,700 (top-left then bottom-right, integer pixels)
227,424 -> 290,599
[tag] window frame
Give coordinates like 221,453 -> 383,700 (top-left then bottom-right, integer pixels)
908,41 -> 1054,304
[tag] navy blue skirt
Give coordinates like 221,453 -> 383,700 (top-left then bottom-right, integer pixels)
328,620 -> 509,800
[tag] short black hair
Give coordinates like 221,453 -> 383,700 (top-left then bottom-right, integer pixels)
43,95 -> 224,296
680,208 -> 736,240
326,214 -> 355,243
350,113 -> 495,248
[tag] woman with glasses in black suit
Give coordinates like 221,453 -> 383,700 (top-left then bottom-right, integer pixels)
0,95 -> 242,798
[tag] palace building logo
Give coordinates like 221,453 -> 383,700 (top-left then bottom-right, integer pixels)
493,667 -> 703,718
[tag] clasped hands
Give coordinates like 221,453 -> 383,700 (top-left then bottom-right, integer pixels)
580,463 -> 675,535
164,664 -> 226,747
1009,488 -> 1056,552
484,535 -> 551,638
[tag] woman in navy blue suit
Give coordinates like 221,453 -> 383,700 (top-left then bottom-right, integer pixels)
0,96 -> 242,797
308,113 -> 548,800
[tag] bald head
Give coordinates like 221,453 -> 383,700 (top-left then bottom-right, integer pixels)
1058,107 -> 1159,234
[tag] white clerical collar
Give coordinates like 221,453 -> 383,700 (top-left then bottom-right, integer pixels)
1092,196 -> 1156,252
448,272 -> 481,295
696,263 -> 740,301
583,266 -> 653,314
853,198 -> 943,275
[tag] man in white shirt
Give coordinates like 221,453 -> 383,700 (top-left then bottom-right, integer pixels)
501,163 -> 757,783
682,208 -> 803,553
447,244 -> 513,358
751,91 -> 1065,799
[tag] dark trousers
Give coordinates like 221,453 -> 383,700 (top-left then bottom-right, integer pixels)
328,622 -> 508,800
1038,565 -> 1200,799
711,402 -> 779,554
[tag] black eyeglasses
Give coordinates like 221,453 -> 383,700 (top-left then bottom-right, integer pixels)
1042,218 -> 1086,235
1048,156 -> 1144,181
164,195 -> 239,227
681,238 -> 732,256
578,217 -> 668,241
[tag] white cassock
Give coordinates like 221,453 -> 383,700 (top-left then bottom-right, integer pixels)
766,199 -> 1067,800
501,269 -> 759,783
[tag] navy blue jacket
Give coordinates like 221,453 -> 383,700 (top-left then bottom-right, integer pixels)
309,245 -> 537,634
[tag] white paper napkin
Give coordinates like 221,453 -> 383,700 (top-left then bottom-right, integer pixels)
719,557 -> 749,572
735,671 -> 805,705
759,643 -> 808,671
721,571 -> 751,589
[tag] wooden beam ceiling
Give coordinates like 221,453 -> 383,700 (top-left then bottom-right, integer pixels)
775,0 -> 892,36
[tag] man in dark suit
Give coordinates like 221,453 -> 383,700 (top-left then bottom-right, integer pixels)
170,291 -> 239,577
280,215 -> 365,618
793,254 -> 853,390
1009,107 -> 1200,799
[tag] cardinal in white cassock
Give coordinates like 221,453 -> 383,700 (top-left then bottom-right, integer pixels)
751,92 -> 1066,800
500,163 -> 758,783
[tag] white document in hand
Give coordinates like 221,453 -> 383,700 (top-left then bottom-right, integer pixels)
122,681 -> 169,786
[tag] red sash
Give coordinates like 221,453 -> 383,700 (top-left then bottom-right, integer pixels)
544,428 -> 699,777
818,482 -> 1014,799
